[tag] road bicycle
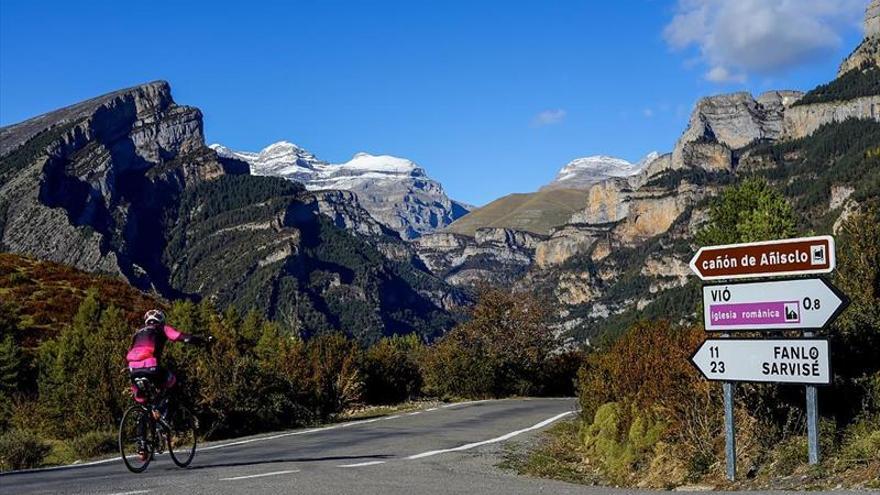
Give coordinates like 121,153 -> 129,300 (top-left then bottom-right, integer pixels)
118,374 -> 198,473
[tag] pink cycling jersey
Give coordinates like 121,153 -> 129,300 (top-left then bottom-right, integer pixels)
127,324 -> 187,369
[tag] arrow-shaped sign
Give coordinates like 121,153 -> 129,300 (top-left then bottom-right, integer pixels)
690,236 -> 835,281
703,278 -> 848,331
691,339 -> 831,385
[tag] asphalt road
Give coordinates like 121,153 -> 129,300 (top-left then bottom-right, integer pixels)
0,398 -> 866,495
2,398 -> 586,495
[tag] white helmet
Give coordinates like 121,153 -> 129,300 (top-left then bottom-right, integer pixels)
144,309 -> 166,326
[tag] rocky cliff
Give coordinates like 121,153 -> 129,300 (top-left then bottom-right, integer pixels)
0,81 -> 232,289
670,90 -> 804,172
838,0 -> 880,77
784,95 -> 880,138
0,82 -> 464,342
413,228 -> 545,286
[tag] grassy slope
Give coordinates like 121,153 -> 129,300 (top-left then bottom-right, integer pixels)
0,253 -> 161,347
445,188 -> 589,236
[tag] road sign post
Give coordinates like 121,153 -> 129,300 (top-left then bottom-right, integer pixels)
723,380 -> 736,481
804,331 -> 820,464
690,236 -> 846,474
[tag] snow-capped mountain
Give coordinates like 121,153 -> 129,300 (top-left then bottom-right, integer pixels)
210,141 -> 323,180
210,141 -> 470,239
541,152 -> 659,190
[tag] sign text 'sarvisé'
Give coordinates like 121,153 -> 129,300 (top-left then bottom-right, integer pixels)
691,339 -> 831,385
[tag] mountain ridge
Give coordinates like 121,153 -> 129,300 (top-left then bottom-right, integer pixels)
541,152 -> 659,191
211,141 -> 470,239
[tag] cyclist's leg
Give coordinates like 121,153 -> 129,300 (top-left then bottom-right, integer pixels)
157,369 -> 177,418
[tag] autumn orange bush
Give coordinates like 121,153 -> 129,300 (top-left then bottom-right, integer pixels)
578,321 -> 706,421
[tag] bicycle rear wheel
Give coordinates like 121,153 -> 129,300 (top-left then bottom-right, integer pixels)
119,405 -> 156,473
165,405 -> 197,467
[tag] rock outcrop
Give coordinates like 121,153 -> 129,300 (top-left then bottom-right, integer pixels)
0,81 -> 233,288
783,95 -> 880,139
838,0 -> 880,77
671,91 -> 803,171
413,228 -> 545,286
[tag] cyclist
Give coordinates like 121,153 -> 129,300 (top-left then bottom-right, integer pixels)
126,309 -> 209,458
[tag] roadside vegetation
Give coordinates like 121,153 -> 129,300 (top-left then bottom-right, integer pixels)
0,264 -> 579,471
511,180 -> 880,489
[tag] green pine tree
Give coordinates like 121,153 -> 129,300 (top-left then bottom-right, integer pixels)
696,177 -> 798,246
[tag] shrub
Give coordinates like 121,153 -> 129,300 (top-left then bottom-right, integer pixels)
580,402 -> 665,483
0,429 -> 51,471
840,416 -> 880,463
578,321 -> 705,422
422,288 -> 558,398
695,177 -> 797,247
304,333 -> 364,419
362,334 -> 425,405
69,430 -> 117,459
770,435 -> 808,476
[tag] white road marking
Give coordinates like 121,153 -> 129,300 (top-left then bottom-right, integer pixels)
440,399 -> 493,409
406,410 -> 575,460
220,469 -> 300,481
337,460 -> 387,468
104,491 -> 150,495
406,411 -> 421,416
1,399 -> 574,475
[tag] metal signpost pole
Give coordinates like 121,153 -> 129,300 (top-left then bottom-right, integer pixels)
804,330 -> 819,464
721,328 -> 735,482
723,379 -> 736,480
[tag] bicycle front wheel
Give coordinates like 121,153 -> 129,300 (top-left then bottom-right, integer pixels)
165,405 -> 198,467
119,405 -> 155,473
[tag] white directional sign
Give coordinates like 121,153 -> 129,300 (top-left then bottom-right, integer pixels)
691,339 -> 831,385
703,278 -> 848,331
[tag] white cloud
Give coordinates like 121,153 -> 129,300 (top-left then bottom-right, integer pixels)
705,66 -> 747,83
664,0 -> 864,83
532,109 -> 567,127
643,108 -> 655,118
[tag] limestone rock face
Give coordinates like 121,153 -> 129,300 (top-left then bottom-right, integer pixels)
783,95 -> 880,139
640,255 -> 692,294
555,272 -> 600,306
306,190 -> 389,238
534,225 -> 606,269
613,187 -> 701,246
636,153 -> 674,182
0,81 -> 233,285
474,227 -> 545,250
838,0 -> 880,77
671,91 -> 803,171
569,178 -> 631,224
413,228 -> 545,287
678,140 -> 732,172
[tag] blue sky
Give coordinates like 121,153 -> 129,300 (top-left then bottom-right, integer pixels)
0,0 -> 867,205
